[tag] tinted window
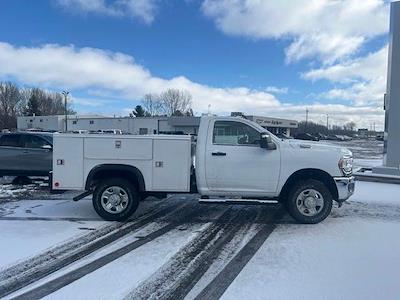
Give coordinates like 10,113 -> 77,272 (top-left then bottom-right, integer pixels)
0,135 -> 21,147
139,128 -> 148,135
213,121 -> 260,146
22,135 -> 50,149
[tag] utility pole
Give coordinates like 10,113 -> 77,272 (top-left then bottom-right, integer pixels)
305,108 -> 309,130
326,114 -> 329,130
62,91 -> 69,132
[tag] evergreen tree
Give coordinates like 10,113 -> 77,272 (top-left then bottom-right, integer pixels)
24,89 -> 41,116
132,105 -> 147,117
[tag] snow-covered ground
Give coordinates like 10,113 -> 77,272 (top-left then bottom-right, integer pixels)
222,182 -> 400,300
0,181 -> 399,300
321,139 -> 384,170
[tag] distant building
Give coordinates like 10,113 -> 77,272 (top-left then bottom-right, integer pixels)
17,114 -> 298,136
17,115 -> 66,132
358,128 -> 369,138
245,115 -> 298,136
17,115 -> 201,135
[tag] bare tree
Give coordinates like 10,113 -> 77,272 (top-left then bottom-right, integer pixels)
0,82 -> 23,129
141,93 -> 163,116
344,121 -> 356,132
140,89 -> 194,117
0,82 -> 77,130
159,89 -> 192,116
23,88 -> 75,116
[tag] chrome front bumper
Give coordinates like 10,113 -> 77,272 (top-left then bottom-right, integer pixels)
334,176 -> 355,202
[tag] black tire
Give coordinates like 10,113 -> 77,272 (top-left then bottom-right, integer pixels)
12,176 -> 32,185
92,178 -> 139,221
285,179 -> 333,224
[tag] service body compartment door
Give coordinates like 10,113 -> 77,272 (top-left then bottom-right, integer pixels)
152,138 -> 191,192
53,136 -> 84,189
84,137 -> 152,160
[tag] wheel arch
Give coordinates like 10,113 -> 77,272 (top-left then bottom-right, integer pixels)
85,164 -> 146,192
279,168 -> 338,202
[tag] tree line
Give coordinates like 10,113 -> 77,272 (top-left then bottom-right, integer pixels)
293,120 -> 358,136
130,88 -> 194,117
0,81 -> 75,130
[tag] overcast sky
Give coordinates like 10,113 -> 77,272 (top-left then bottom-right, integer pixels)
0,0 -> 393,130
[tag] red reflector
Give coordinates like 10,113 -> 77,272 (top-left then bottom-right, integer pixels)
54,182 -> 60,187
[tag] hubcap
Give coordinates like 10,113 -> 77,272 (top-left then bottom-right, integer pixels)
296,189 -> 324,217
101,186 -> 129,214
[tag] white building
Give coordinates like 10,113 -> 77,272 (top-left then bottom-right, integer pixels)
17,115 -> 201,135
245,115 -> 298,136
17,115 -> 65,132
17,114 -> 297,136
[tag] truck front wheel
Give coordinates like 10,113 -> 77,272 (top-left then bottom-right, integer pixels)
92,178 -> 139,221
286,179 -> 333,224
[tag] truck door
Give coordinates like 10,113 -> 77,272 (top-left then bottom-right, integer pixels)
205,120 -> 280,195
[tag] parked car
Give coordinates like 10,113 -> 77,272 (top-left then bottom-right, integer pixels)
315,133 -> 328,140
90,129 -> 124,135
275,133 -> 293,139
71,130 -> 90,134
53,116 -> 355,224
0,132 -> 53,177
294,133 -> 320,141
330,135 -> 352,141
102,129 -> 123,135
327,134 -> 339,141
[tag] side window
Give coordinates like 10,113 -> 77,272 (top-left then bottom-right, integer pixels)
213,121 -> 260,146
23,135 -> 49,149
0,135 -> 21,147
139,128 -> 148,135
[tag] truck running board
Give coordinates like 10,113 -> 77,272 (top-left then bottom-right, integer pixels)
198,198 -> 278,205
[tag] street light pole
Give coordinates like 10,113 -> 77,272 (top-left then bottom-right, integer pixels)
305,108 -> 309,130
62,91 -> 69,132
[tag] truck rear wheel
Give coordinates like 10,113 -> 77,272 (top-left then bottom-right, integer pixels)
92,178 -> 139,221
286,179 -> 333,224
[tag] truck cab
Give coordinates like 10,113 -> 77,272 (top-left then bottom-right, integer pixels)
52,116 -> 355,224
196,117 -> 281,198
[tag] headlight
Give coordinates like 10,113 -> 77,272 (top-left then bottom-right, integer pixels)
338,156 -> 353,176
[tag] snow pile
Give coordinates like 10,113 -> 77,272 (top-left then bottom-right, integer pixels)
0,185 -> 28,199
0,184 -> 38,202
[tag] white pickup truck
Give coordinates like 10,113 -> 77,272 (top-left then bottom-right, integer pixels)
52,116 -> 355,224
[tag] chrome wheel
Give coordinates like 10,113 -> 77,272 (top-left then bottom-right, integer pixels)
101,186 -> 130,214
296,189 -> 324,217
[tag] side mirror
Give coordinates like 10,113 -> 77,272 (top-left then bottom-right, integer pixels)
42,144 -> 53,151
260,133 -> 277,150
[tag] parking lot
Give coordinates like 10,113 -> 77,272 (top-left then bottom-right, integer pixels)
0,179 -> 399,300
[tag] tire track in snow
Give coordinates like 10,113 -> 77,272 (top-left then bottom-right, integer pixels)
194,206 -> 286,300
0,200 -> 187,298
125,206 -> 266,300
9,203 -> 223,300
